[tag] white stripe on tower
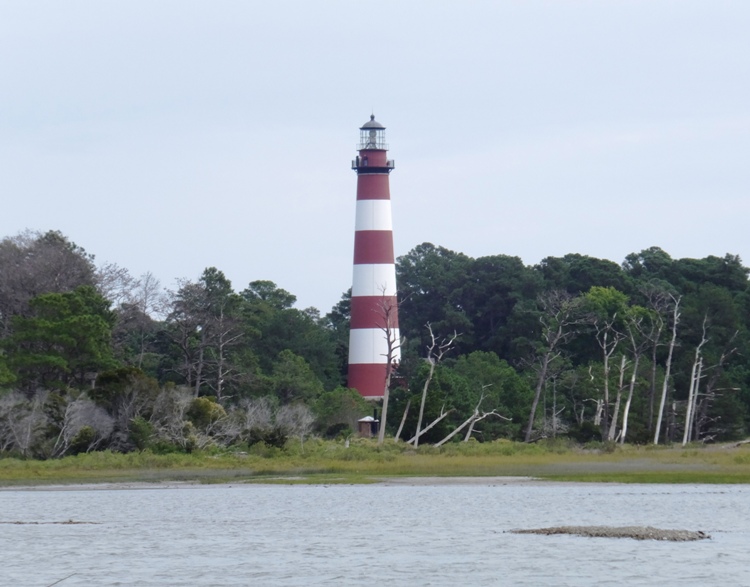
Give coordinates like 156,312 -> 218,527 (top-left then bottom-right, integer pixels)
348,115 -> 400,399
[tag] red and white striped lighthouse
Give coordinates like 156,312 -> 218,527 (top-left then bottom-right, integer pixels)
348,115 -> 400,399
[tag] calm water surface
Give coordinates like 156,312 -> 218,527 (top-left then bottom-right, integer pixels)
1,481 -> 748,586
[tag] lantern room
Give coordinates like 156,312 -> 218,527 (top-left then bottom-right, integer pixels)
358,115 -> 388,150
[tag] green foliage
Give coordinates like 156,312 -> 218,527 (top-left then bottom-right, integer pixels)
539,254 -> 633,295
451,351 -> 533,438
0,353 -> 16,387
242,280 -> 297,310
3,228 -> 750,456
623,247 -> 674,280
129,416 -> 154,451
313,386 -> 368,436
396,243 -> 543,358
584,286 -> 629,319
186,397 -> 227,430
321,290 -> 351,380
91,367 -> 159,412
568,421 -> 600,443
245,427 -> 287,449
271,350 -> 324,404
7,286 -> 118,391
582,440 -> 619,453
68,426 -> 97,456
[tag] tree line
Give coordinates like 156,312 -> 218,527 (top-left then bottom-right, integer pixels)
0,230 -> 748,458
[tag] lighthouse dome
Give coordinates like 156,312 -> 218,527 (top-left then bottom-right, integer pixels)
360,114 -> 385,130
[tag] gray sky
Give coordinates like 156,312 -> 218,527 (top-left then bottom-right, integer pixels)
2,1 -> 749,313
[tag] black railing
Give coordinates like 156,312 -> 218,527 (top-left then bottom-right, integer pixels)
352,158 -> 395,170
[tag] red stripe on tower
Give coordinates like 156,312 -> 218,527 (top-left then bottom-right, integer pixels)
349,296 -> 399,329
353,232 -> 395,264
348,115 -> 400,399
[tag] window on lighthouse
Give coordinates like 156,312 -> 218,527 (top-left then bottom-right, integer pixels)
367,129 -> 377,148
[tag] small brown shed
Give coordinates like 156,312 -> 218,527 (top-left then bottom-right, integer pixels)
357,416 -> 379,438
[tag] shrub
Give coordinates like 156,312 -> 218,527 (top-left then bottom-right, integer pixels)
568,421 -> 600,444
68,426 -> 97,456
129,416 -> 154,451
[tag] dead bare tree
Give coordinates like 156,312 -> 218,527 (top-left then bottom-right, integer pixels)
654,294 -> 681,445
0,391 -> 49,457
95,262 -> 136,307
640,284 -> 670,430
276,404 -> 315,452
376,294 -> 401,445
607,354 -> 629,441
620,310 -> 652,444
524,291 -> 584,442
462,385 -> 495,441
149,386 -> 194,448
206,300 -> 244,402
692,335 -> 738,441
131,272 -> 167,368
406,406 -> 453,445
414,323 -> 458,448
217,397 -> 274,446
394,399 -> 410,442
0,230 -> 96,337
434,390 -> 509,447
52,398 -> 114,457
238,397 -> 274,432
682,316 -> 709,446
591,314 -> 626,440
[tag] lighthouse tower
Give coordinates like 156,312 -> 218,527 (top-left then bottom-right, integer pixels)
348,115 -> 400,399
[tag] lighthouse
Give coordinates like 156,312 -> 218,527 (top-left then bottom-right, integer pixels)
348,115 -> 400,399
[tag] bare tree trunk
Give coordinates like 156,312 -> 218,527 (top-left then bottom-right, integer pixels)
194,329 -> 205,398
525,353 -> 552,442
648,336 -> 660,433
435,410 -> 508,447
688,357 -> 704,443
683,321 -> 707,447
691,335 -> 738,442
394,399 -> 410,442
620,353 -> 640,445
213,305 -> 244,402
407,408 -> 452,445
414,324 -> 457,448
552,379 -> 558,437
465,386 -> 493,441
376,295 -> 401,445
464,417 -> 478,442
595,322 -> 624,439
654,296 -> 681,445
601,329 -> 611,436
435,414 -> 478,447
593,399 -> 603,427
640,284 -> 668,435
378,363 -> 393,445
524,291 -> 584,442
414,357 -> 436,448
608,355 -> 628,441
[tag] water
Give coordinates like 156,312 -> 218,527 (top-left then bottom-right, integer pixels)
1,480 -> 749,586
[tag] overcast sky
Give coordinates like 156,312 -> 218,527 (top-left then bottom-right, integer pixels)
2,1 -> 748,313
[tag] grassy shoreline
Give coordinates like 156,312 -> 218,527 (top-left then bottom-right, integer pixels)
2,439 -> 750,487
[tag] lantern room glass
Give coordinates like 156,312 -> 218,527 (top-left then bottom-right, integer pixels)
358,128 -> 387,150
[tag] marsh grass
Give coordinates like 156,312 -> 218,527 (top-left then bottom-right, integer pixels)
1,439 -> 749,486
